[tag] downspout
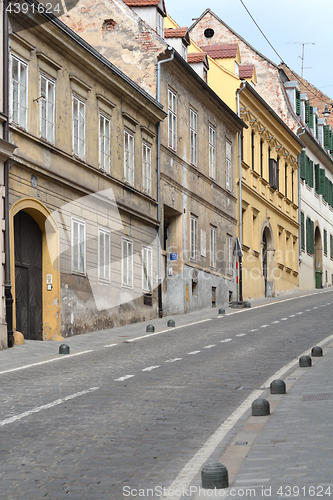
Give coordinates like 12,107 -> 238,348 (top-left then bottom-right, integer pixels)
3,0 -> 13,347
156,47 -> 174,317
297,127 -> 306,266
236,81 -> 246,302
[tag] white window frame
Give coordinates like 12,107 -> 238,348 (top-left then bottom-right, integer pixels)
72,218 -> 86,275
99,112 -> 111,172
209,126 -> 216,179
210,226 -> 217,269
181,43 -> 187,61
122,237 -> 133,288
124,129 -> 135,185
10,54 -> 28,129
190,108 -> 197,166
227,235 -> 232,276
39,73 -> 55,143
226,139 -> 232,191
142,142 -> 152,195
157,11 -> 164,37
72,94 -> 85,159
235,61 -> 239,76
98,228 -> 110,282
168,89 -> 177,151
142,245 -> 153,292
190,215 -> 198,261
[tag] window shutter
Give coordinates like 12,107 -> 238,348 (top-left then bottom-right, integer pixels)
329,129 -> 333,152
306,217 -> 310,253
308,159 -> 313,188
308,106 -> 314,128
299,150 -> 306,180
323,125 -> 330,149
295,89 -> 301,115
315,116 -> 318,138
301,212 -> 305,250
310,220 -> 314,255
324,230 -> 327,255
314,164 -> 320,193
319,168 -> 325,195
305,100 -> 310,125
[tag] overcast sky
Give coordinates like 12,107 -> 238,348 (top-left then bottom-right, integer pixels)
165,0 -> 333,100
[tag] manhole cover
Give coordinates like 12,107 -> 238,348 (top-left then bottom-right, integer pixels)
302,393 -> 333,401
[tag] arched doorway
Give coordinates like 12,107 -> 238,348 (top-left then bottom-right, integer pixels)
261,222 -> 275,297
314,225 -> 323,289
14,211 -> 42,340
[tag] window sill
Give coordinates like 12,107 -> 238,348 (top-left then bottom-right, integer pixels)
250,169 -> 260,178
122,283 -> 133,290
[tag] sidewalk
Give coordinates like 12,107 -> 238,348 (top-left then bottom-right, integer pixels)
193,338 -> 333,499
0,287 -> 330,373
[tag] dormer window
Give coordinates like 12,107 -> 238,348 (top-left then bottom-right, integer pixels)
182,42 -> 187,61
203,67 -> 208,83
157,11 -> 164,37
235,61 -> 239,76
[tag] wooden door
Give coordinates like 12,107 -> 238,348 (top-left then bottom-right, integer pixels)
14,211 -> 42,340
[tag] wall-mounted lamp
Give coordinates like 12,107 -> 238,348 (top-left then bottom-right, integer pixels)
323,104 -> 332,117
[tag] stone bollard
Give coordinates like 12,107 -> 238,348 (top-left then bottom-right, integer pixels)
167,319 -> 175,327
59,344 -> 70,355
218,308 -> 225,315
270,379 -> 286,394
146,324 -> 155,332
299,355 -> 312,367
252,398 -> 270,416
311,346 -> 323,357
201,462 -> 229,489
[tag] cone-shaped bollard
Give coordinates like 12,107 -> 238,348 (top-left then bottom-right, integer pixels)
201,462 -> 229,489
299,355 -> 312,367
252,398 -> 270,416
59,344 -> 70,355
270,379 -> 286,394
146,324 -> 155,332
218,308 -> 225,315
167,319 -> 175,327
311,346 -> 323,357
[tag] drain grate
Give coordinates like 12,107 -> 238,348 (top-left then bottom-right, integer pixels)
302,393 -> 333,401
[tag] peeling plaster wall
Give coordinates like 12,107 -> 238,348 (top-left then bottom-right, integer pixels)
60,0 -> 167,97
189,13 -> 299,133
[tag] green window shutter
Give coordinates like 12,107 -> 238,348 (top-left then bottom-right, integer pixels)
299,150 -> 306,180
305,100 -> 310,125
324,176 -> 329,202
329,129 -> 333,152
315,116 -> 318,138
319,168 -> 326,195
311,220 -> 315,255
295,89 -> 301,115
306,217 -> 310,253
308,159 -> 314,187
309,106 -> 314,128
314,164 -> 320,193
305,156 -> 309,184
323,231 -> 326,255
323,125 -> 330,149
301,212 -> 305,250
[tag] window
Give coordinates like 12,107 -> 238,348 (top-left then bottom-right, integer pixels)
251,130 -> 255,170
157,11 -> 164,37
181,43 -> 187,61
227,235 -> 232,276
98,229 -> 110,281
40,74 -> 55,142
260,139 -> 263,177
306,217 -> 314,255
330,234 -> 333,260
190,109 -> 197,166
190,215 -> 197,260
72,218 -> 85,274
99,113 -> 111,172
234,61 -> 239,76
284,164 -> 288,198
124,130 -> 134,185
168,89 -> 177,150
226,140 -> 232,191
142,142 -> 152,195
11,54 -> 28,128
324,229 -> 327,256
72,95 -> 85,158
142,246 -> 152,292
210,226 -> 216,268
209,126 -> 216,179
122,238 -> 133,288
269,158 -> 278,190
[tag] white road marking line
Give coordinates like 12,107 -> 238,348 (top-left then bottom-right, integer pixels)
281,318 -> 288,320
204,345 -> 215,349
313,306 -> 318,309
165,358 -> 182,363
115,375 -> 135,382
0,387 -> 99,427
163,330 -> 333,500
260,324 -> 269,328
0,350 -> 93,376
305,309 -> 311,311
220,338 -> 232,343
289,314 -> 295,317
142,366 -> 160,372
104,343 -> 118,348
327,303 -> 331,305
272,321 -> 280,324
296,312 -> 303,315
236,333 -> 246,337
188,351 -> 201,355
249,328 -> 258,331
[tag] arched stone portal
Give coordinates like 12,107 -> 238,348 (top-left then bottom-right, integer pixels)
261,220 -> 275,297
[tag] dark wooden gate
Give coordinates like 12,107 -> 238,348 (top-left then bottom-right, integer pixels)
262,231 -> 268,297
14,211 -> 42,340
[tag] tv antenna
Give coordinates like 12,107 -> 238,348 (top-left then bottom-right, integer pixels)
287,42 -> 315,78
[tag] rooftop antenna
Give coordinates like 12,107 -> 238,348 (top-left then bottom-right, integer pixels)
287,42 -> 315,78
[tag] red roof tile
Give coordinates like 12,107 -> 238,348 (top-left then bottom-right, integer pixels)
123,0 -> 164,7
188,52 -> 207,64
164,28 -> 188,38
200,43 -> 238,59
239,64 -> 254,79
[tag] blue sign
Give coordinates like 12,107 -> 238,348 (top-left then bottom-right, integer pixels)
170,253 -> 178,261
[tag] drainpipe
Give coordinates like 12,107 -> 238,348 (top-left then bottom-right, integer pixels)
236,81 -> 246,302
3,0 -> 13,347
156,47 -> 174,318
297,128 -> 306,266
